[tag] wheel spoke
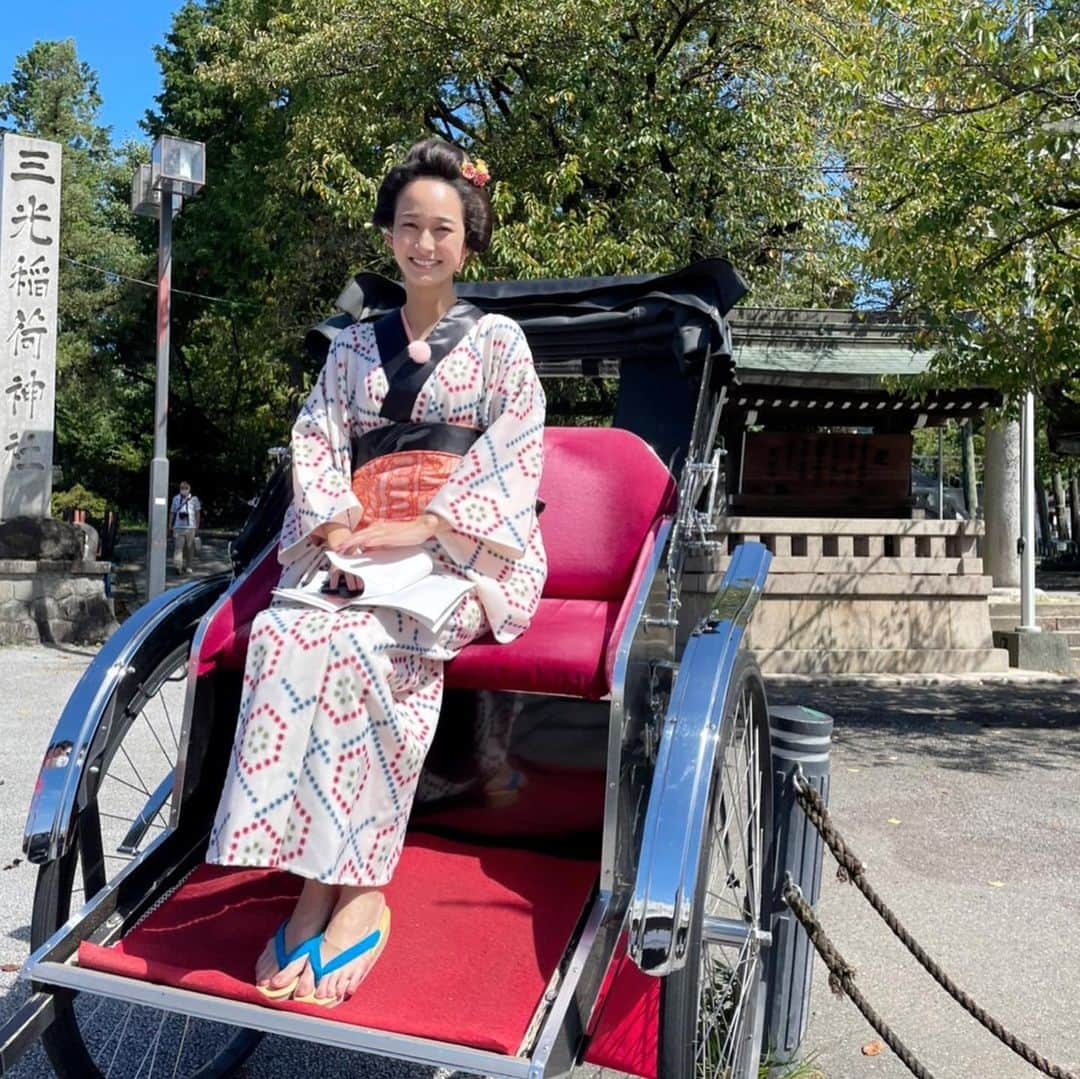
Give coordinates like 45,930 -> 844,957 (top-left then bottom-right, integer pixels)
34,642 -> 264,1078
679,669 -> 771,1078
134,1013 -> 166,1079
117,744 -> 153,798
170,1016 -> 192,1079
140,705 -> 177,770
105,1003 -> 135,1078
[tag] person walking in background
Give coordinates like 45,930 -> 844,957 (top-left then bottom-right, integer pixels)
169,481 -> 202,574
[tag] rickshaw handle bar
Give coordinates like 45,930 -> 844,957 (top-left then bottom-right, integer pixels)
22,575 -> 230,865
628,540 -> 772,976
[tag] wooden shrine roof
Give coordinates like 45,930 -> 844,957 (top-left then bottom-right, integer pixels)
727,307 -> 935,389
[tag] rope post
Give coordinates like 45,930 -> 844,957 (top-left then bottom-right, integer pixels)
763,704 -> 834,1073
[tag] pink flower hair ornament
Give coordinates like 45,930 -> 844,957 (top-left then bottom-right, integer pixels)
461,158 -> 491,188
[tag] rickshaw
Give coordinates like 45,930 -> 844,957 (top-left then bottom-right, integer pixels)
3,260 -> 781,1079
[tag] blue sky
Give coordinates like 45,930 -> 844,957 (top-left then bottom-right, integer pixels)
1,0 -> 180,143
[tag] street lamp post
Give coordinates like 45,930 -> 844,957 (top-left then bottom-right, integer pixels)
1018,5 -> 1038,633
131,137 -> 206,599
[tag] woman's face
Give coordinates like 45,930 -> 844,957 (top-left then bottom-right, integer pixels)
388,178 -> 469,290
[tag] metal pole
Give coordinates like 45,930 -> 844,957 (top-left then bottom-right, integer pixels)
764,706 -> 832,1072
1020,384 -> 1038,630
1018,3 -> 1038,632
937,426 -> 945,520
146,189 -> 176,599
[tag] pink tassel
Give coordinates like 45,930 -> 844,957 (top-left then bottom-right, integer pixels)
407,340 -> 432,364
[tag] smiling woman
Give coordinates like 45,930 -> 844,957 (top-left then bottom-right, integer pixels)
204,137 -> 548,1011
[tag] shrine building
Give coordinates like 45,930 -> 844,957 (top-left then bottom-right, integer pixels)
686,307 -> 1010,675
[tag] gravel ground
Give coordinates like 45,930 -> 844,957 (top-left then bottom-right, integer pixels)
2,638 -> 1078,1078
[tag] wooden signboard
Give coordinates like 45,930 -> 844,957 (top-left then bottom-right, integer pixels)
729,431 -> 914,517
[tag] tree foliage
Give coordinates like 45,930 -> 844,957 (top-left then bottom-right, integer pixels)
815,0 -> 1079,401
5,2 -> 1078,520
188,0 -> 858,303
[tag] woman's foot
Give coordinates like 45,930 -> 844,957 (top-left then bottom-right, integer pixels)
482,761 -> 526,808
255,879 -> 337,997
295,887 -> 389,1004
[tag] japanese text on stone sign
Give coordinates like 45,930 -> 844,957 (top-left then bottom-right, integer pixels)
0,134 -> 62,518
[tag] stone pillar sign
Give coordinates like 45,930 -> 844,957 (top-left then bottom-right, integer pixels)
0,133 -> 61,521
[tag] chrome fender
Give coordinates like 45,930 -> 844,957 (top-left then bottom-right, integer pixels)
627,541 -> 771,975
22,575 -> 230,865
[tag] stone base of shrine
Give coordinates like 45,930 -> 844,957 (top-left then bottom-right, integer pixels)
0,559 -> 118,646
682,517 -> 1011,676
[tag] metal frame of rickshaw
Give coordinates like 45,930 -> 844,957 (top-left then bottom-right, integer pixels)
4,259 -> 776,1079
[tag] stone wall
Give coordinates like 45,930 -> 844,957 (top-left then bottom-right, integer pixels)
0,559 -> 118,646
683,516 -> 1009,675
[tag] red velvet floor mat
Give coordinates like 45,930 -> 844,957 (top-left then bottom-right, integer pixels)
583,939 -> 660,1078
78,834 -> 599,1056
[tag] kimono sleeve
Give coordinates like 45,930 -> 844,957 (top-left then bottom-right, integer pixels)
278,332 -> 363,566
426,318 -> 545,558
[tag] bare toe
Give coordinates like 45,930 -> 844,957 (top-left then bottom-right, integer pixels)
295,962 -> 316,999
254,939 -> 278,986
270,952 -> 309,991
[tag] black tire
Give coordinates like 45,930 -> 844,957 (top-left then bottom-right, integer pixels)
660,656 -> 774,1078
31,637 -> 262,1079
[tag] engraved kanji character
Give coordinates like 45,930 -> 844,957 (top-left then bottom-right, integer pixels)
4,369 -> 47,419
4,431 -> 45,471
8,254 -> 50,298
9,149 -> 54,185
9,194 -> 54,245
6,309 -> 48,361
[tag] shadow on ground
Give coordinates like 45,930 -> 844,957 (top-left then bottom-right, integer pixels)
767,681 -> 1080,776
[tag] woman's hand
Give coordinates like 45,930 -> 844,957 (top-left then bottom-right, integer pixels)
315,514 -> 447,591
351,513 -> 447,551
318,524 -> 365,591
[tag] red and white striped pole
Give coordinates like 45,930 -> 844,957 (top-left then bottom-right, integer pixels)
146,190 -> 177,599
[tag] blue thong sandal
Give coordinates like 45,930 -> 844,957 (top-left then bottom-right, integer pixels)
256,920 -> 321,1000
294,905 -> 392,1007
484,767 -> 526,808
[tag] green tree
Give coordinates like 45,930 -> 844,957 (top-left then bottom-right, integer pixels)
141,1 -> 360,512
817,0 -> 1078,399
175,0 -> 860,302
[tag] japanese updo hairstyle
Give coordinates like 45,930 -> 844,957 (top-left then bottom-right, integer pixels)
372,138 -> 494,254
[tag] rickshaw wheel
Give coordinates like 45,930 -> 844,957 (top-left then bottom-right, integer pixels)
31,639 -> 263,1078
660,656 -> 773,1078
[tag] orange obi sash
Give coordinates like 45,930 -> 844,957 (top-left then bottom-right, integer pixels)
351,450 -> 462,527
350,421 -> 480,528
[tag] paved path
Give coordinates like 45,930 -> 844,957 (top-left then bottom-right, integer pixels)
768,678 -> 1080,1079
1,642 -> 1078,1078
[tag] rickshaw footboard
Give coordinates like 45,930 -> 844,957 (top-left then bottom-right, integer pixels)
69,833 -> 597,1057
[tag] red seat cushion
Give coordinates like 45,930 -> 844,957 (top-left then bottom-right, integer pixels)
201,428 -> 676,699
539,427 -> 675,599
446,597 -> 617,699
216,621 -> 252,671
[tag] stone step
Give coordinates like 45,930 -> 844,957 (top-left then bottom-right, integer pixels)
990,614 -> 1080,634
753,647 -> 1010,675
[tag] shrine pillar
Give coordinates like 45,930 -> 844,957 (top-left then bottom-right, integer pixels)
0,133 -> 61,521
983,421 -> 1021,587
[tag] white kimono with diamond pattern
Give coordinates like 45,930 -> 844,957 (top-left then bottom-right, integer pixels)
206,313 -> 546,886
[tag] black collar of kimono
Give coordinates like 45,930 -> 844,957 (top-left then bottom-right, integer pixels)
375,300 -> 484,422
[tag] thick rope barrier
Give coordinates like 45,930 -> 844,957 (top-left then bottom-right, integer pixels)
790,772 -> 1078,1079
782,880 -> 937,1079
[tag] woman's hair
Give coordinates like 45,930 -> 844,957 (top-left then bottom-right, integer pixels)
372,138 -> 494,253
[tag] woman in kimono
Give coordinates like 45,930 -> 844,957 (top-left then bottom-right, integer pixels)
205,138 -> 547,1006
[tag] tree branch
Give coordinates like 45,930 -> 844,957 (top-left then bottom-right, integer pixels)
971,208 -> 1080,274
